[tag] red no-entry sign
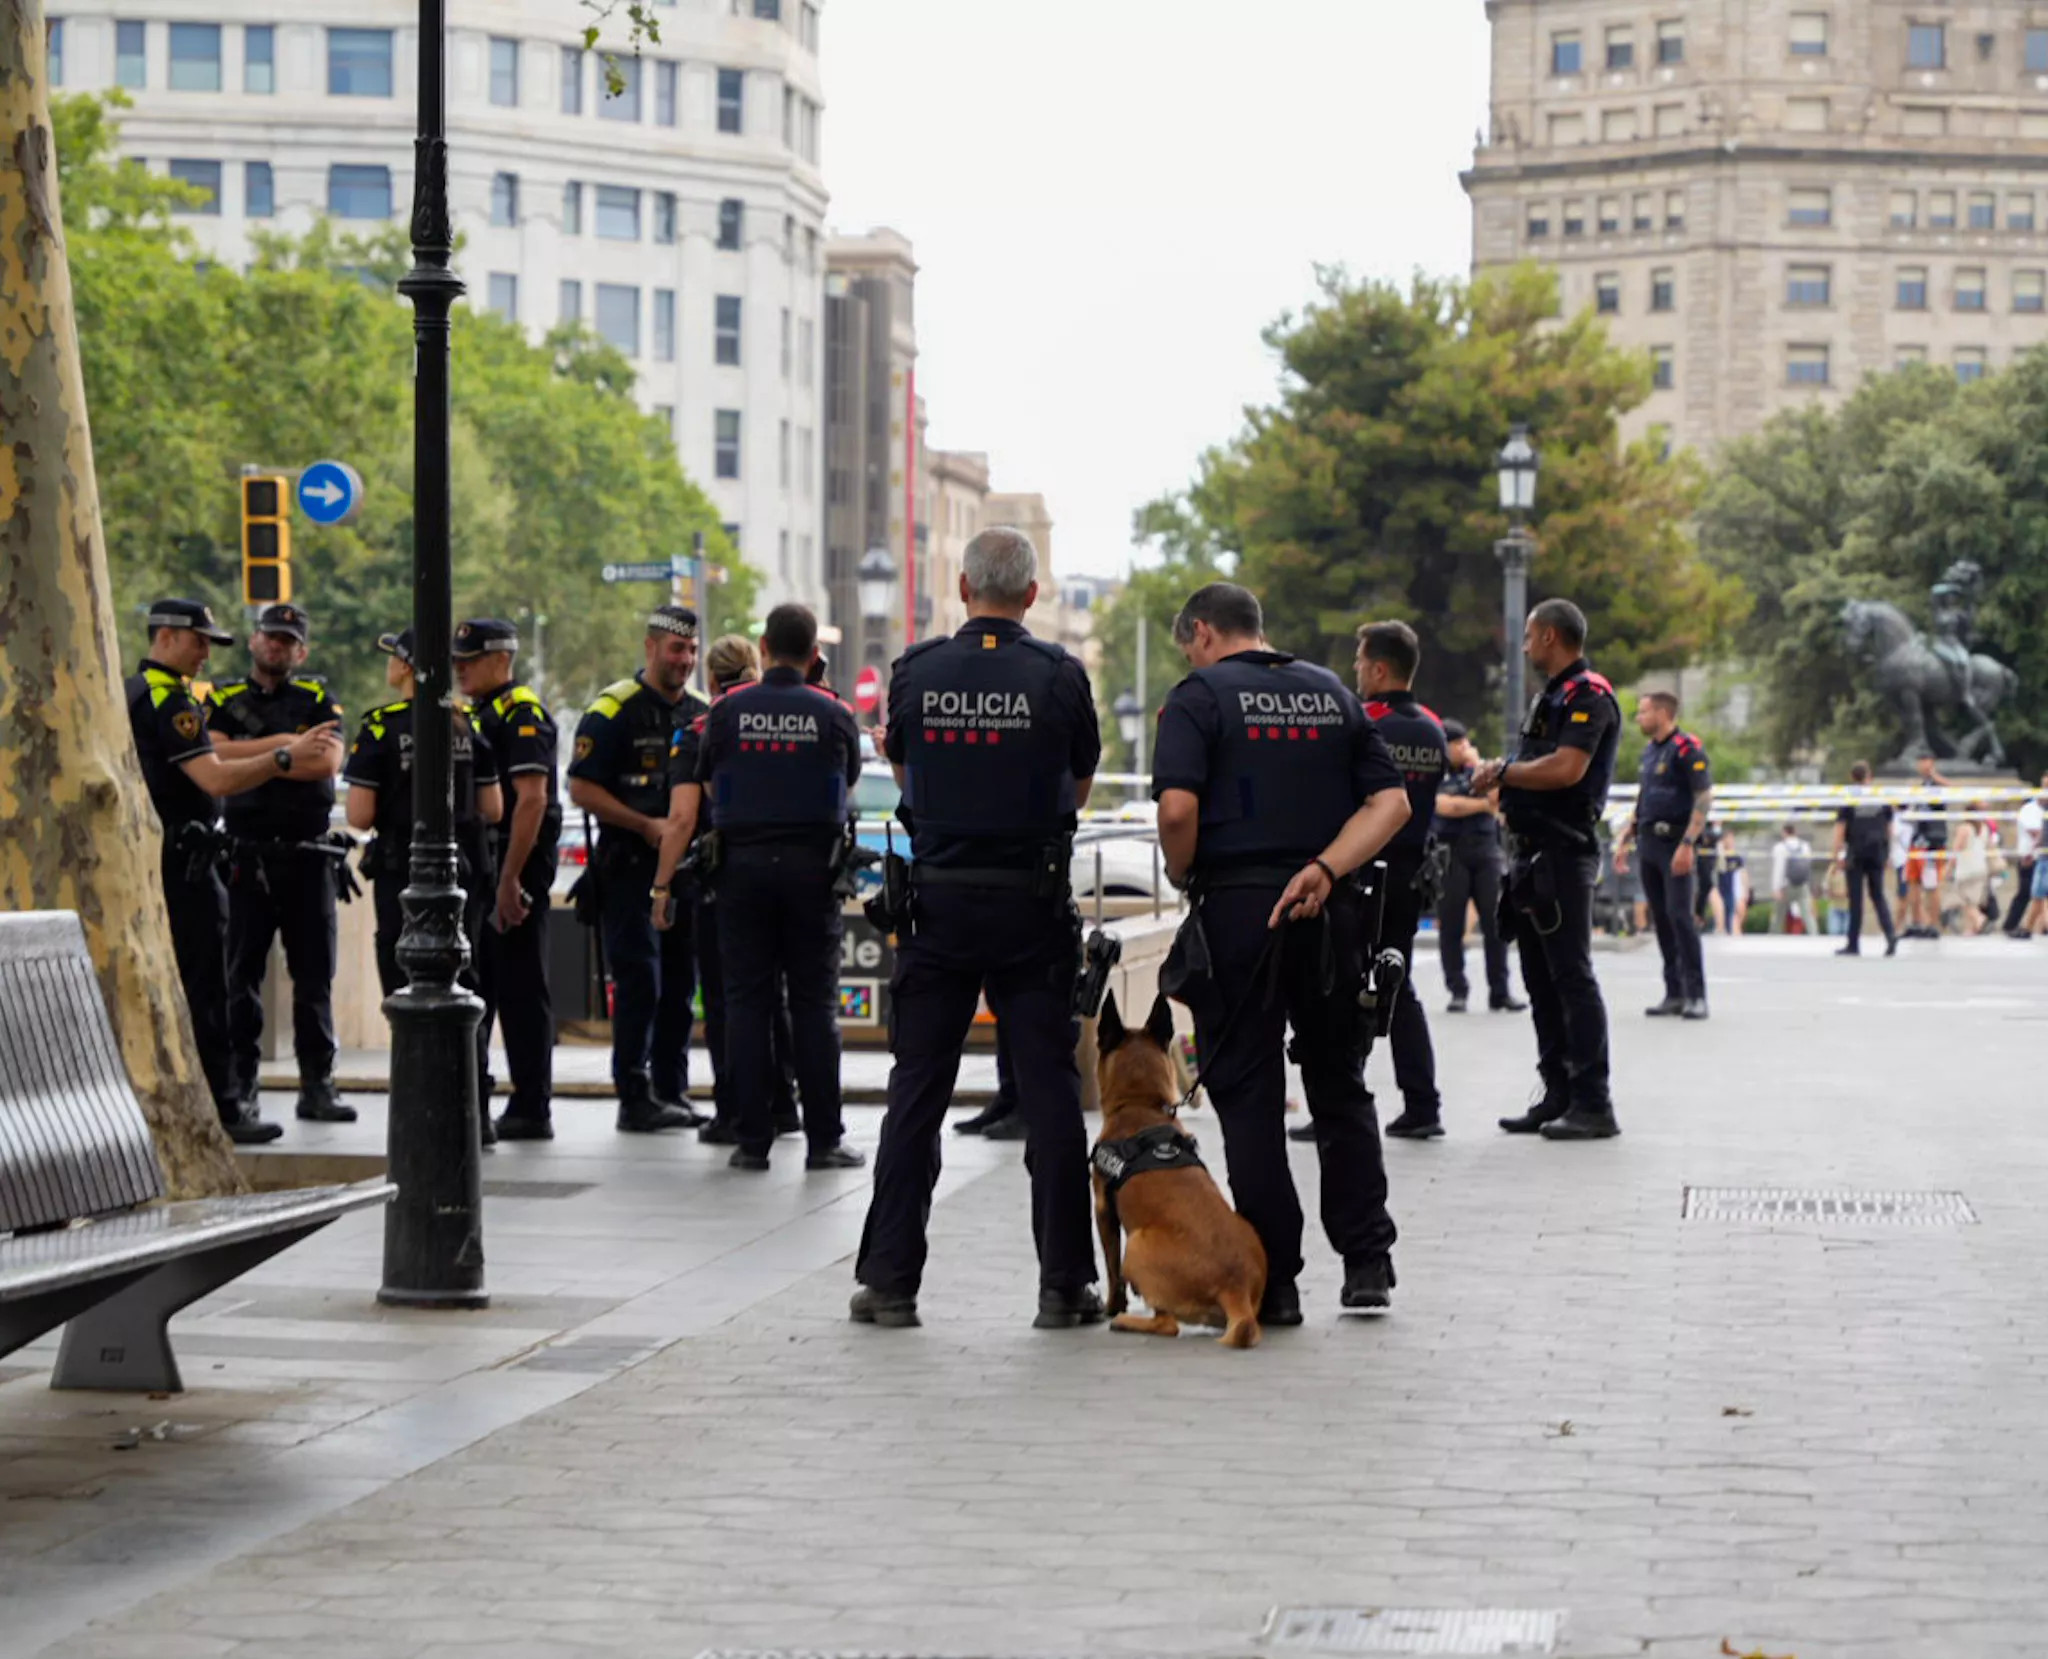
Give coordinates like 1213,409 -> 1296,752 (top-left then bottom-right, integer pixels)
854,665 -> 882,714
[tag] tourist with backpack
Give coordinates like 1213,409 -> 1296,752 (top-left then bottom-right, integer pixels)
1771,823 -> 1815,934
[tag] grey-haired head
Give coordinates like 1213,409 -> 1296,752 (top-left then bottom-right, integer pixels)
961,526 -> 1039,615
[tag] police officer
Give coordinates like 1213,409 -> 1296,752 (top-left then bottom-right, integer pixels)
1153,583 -> 1412,1321
851,527 -> 1103,1331
1433,718 -> 1522,1015
1612,691 -> 1712,1019
207,603 -> 352,1125
128,599 -> 340,1144
342,629 -> 505,1139
1832,760 -> 1899,956
654,603 -> 866,1171
453,618 -> 561,1139
1472,599 -> 1624,1141
567,606 -> 708,1133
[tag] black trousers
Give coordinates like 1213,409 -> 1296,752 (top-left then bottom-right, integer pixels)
478,886 -> 553,1121
1505,849 -> 1611,1117
717,849 -> 845,1156
696,894 -> 797,1124
1379,852 -> 1439,1116
1845,856 -> 1897,949
373,871 -> 492,1103
163,845 -> 234,1117
597,843 -> 696,1096
2004,860 -> 2036,933
1437,839 -> 1511,1003
1185,884 -> 1396,1288
857,887 -> 1093,1298
225,846 -> 338,1096
1639,832 -> 1706,1001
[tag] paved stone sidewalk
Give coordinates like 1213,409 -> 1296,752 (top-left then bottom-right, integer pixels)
24,938 -> 2048,1658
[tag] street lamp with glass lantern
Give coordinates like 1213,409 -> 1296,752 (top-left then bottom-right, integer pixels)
857,546 -> 896,623
1493,423 -> 1541,749
1112,691 -> 1141,756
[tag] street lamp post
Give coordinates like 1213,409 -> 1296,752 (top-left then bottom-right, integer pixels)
1112,691 -> 1141,772
857,545 -> 896,667
1493,423 -> 1541,752
380,0 -> 487,1310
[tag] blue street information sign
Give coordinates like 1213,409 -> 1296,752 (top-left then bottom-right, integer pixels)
601,562 -> 674,583
296,460 -> 364,526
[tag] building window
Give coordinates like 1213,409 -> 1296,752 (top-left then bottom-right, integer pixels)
1787,97 -> 1829,132
715,295 -> 743,365
168,24 -> 221,91
245,160 -> 273,218
799,428 -> 814,494
1968,191 -> 1996,230
1786,344 -> 1831,385
1790,13 -> 1829,57
1956,267 -> 1988,309
115,19 -> 146,88
1954,347 -> 1988,383
562,180 -> 582,234
561,46 -> 584,115
1896,266 -> 1929,308
488,272 -> 518,322
1651,346 -> 1675,390
1890,190 -> 1918,228
595,283 -> 640,355
602,57 -> 642,121
653,289 -> 675,362
755,0 -> 782,18
1526,206 -> 1550,240
1788,187 -> 1832,227
654,404 -> 675,437
1633,192 -> 1655,232
654,191 -> 677,244
718,67 -> 745,133
780,307 -> 792,377
559,279 -> 582,323
2029,28 -> 2048,74
1598,196 -> 1621,234
491,172 -> 519,227
1606,26 -> 1634,70
490,37 -> 518,106
1654,102 -> 1686,137
715,411 -> 741,478
1901,105 -> 1949,137
1549,112 -> 1586,146
1908,23 -> 1946,71
244,24 -> 273,93
804,226 -> 818,273
799,317 -> 815,388
1787,264 -> 1832,306
1552,31 -> 1583,75
801,4 -> 820,50
778,419 -> 791,488
719,197 -> 744,249
47,17 -> 62,85
1563,199 -> 1586,236
2009,193 -> 2036,231
656,60 -> 678,126
1657,20 -> 1685,65
2016,270 -> 2046,312
328,163 -> 392,218
1666,189 -> 1686,230
1651,268 -> 1676,311
1929,190 -> 1957,229
329,29 -> 394,97
595,184 -> 641,241
1601,108 -> 1637,143
168,159 -> 221,214
1595,272 -> 1621,313
1896,345 -> 1929,368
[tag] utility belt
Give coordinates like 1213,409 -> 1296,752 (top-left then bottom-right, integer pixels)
1645,820 -> 1689,842
1186,862 -> 1303,894
1501,830 -> 1596,936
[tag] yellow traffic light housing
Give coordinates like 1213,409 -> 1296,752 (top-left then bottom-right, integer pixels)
241,474 -> 292,605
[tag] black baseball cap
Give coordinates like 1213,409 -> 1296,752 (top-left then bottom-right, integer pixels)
452,618 -> 519,659
376,629 -> 416,666
647,604 -> 699,641
1440,718 -> 1469,743
255,602 -> 310,643
145,598 -> 234,645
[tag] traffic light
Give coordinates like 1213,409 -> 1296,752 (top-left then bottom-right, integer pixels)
241,474 -> 291,605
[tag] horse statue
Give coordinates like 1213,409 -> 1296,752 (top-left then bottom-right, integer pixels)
1839,597 -> 2018,767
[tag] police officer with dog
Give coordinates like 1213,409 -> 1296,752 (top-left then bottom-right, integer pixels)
1612,690 -> 1712,1020
207,603 -> 352,1126
1152,583 -> 1412,1323
129,599 -> 340,1144
654,603 -> 865,1172
1472,599 -> 1624,1141
852,527 -> 1103,1331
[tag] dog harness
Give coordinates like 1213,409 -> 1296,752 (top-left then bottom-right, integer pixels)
1092,1124 -> 1207,1223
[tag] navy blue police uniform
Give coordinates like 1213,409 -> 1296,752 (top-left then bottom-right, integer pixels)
854,618 -> 1101,1306
1631,727 -> 1712,1009
569,672 -> 709,1121
1362,690 -> 1447,1131
1497,658 -> 1622,1134
1837,792 -> 1898,953
1151,649 -> 1406,1305
205,606 -> 347,1111
1433,730 -> 1515,1009
694,667 -> 863,1161
459,620 -> 562,1131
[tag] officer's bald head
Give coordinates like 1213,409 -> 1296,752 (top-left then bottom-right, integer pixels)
962,528 -> 1040,617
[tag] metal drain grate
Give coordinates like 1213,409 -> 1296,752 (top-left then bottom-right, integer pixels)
1262,1608 -> 1563,1655
510,1336 -> 665,1374
1683,1187 -> 1977,1226
480,1180 -> 596,1201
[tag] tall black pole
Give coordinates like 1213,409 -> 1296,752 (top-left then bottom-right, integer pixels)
380,0 -> 487,1309
1497,524 -> 1532,754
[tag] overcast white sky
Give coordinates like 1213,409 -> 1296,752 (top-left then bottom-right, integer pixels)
821,0 -> 1492,578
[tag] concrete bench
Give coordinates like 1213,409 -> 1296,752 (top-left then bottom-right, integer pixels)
0,911 -> 392,1391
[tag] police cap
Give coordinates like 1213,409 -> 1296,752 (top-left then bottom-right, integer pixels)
377,629 -> 417,667
647,604 -> 699,641
452,618 -> 519,659
255,602 -> 310,643
145,598 -> 235,645
1440,717 -> 1469,744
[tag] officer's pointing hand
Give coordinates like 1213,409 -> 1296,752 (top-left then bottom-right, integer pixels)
1270,862 -> 1333,930
290,721 -> 342,758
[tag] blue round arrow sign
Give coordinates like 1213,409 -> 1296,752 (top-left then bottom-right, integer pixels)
297,460 -> 364,527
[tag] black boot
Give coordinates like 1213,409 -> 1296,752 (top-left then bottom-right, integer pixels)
650,1091 -> 709,1129
982,1112 -> 1027,1141
697,1117 -> 740,1145
1445,991 -> 1469,1013
1645,996 -> 1685,1018
1341,1255 -> 1395,1314
617,1075 -> 694,1133
1499,1098 -> 1568,1135
1540,1108 -> 1622,1141
1033,1285 -> 1106,1329
849,1285 -> 920,1328
1384,1110 -> 1444,1141
495,1111 -> 555,1142
953,1101 -> 1010,1135
1489,993 -> 1528,1012
1286,1119 -> 1317,1143
219,1101 -> 283,1145
295,1077 -> 357,1123
1681,998 -> 1710,1021
1259,1281 -> 1304,1327
806,1142 -> 867,1170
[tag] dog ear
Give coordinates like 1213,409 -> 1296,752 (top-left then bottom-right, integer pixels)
1097,992 -> 1126,1054
1145,993 -> 1175,1054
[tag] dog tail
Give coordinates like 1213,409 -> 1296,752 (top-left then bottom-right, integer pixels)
1217,1289 -> 1261,1350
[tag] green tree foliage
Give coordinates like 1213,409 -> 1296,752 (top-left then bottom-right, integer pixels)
1698,359 -> 2047,775
55,92 -> 754,720
1136,265 -> 1744,750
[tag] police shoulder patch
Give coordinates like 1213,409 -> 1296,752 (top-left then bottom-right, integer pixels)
1571,711 -> 1591,723
172,710 -> 202,740
574,734 -> 595,761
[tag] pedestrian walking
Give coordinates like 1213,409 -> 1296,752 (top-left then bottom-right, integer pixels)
1472,599 -> 1624,1141
1903,755 -> 1950,940
1833,761 -> 1899,957
1612,691 -> 1711,1019
207,604 -> 352,1124
2006,774 -> 2047,939
1151,583 -> 1412,1321
1770,823 -> 1815,934
1432,719 -> 1522,1015
851,527 -> 1104,1331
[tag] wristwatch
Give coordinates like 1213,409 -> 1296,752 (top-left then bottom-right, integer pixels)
272,746 -> 293,774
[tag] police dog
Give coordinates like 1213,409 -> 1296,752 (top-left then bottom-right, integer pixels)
1093,992 -> 1266,1348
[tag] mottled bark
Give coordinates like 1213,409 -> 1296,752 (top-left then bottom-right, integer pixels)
0,4 -> 242,1197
